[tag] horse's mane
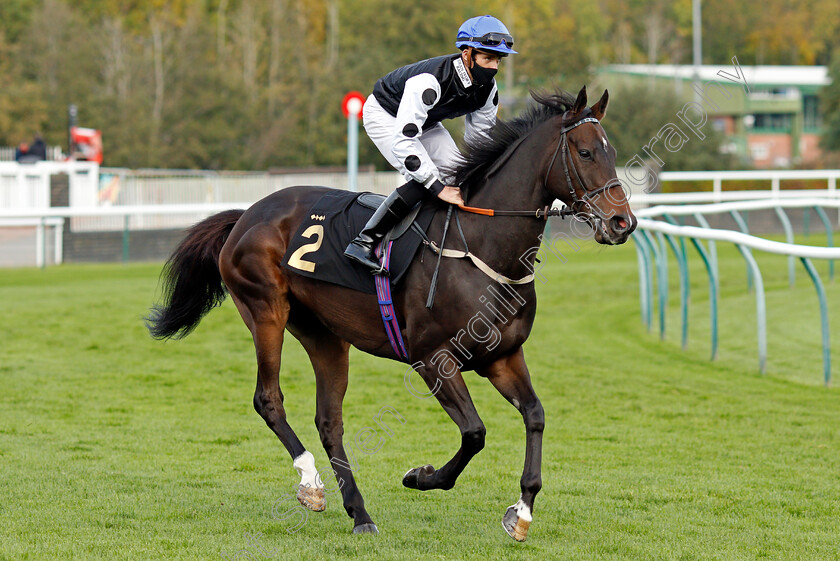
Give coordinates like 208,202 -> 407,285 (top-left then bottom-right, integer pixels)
452,89 -> 577,193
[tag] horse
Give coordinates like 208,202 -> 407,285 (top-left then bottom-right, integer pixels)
146,86 -> 636,542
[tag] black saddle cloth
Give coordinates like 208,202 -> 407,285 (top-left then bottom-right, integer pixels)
280,190 -> 436,294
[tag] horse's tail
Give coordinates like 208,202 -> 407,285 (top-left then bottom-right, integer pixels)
146,209 -> 245,340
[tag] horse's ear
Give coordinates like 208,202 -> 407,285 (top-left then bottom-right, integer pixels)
572,86 -> 588,115
591,89 -> 609,121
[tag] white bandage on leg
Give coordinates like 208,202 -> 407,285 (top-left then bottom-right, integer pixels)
293,451 -> 323,489
510,497 -> 532,522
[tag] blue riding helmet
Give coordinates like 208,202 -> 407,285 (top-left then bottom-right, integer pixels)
455,15 -> 517,56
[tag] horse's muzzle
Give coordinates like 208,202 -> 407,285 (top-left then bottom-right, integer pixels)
594,213 -> 636,245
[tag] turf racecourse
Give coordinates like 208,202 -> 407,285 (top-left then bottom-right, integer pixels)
1,235 -> 839,560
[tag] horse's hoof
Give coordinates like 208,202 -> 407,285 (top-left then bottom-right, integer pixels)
502,504 -> 531,542
296,484 -> 325,512
353,523 -> 379,535
402,464 -> 435,489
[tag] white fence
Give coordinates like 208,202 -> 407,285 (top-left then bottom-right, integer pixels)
0,161 -> 99,209
0,217 -> 64,267
4,163 -> 838,217
0,163 -> 404,267
634,169 -> 840,205
0,163 -> 402,232
1,163 -> 839,268
634,198 -> 840,386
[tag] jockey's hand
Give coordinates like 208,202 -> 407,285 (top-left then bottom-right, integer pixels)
437,186 -> 464,206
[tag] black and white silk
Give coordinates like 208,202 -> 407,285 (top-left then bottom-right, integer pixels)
365,53 -> 498,195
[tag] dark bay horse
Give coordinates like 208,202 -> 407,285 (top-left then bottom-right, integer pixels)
147,86 -> 636,541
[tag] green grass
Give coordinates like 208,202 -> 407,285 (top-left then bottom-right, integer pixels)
1,235 -> 839,560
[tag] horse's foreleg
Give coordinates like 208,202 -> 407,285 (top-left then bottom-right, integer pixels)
478,347 -> 544,542
402,361 -> 485,491
290,323 -> 377,534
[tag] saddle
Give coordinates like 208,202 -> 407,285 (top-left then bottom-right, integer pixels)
281,190 -> 436,294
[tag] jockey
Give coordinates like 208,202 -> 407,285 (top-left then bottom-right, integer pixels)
344,15 -> 517,272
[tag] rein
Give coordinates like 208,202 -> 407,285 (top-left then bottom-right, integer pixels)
457,204 -> 572,220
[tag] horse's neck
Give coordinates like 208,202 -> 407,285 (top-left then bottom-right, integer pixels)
464,129 -> 554,251
468,126 -> 553,212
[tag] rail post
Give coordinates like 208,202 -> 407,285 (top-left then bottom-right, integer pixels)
632,235 -> 652,329
800,257 -> 831,387
733,244 -> 767,374
813,206 -> 834,282
774,206 -> 795,287
688,237 -> 719,360
729,210 -> 753,292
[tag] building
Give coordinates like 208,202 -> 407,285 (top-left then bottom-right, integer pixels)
599,64 -> 830,168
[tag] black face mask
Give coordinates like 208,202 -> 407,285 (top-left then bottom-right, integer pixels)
471,63 -> 497,86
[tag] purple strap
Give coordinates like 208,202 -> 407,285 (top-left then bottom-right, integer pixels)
374,241 -> 409,361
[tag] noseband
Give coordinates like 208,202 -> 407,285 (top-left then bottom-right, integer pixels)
544,116 -> 624,221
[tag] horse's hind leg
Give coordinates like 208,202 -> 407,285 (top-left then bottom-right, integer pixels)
221,234 -> 325,512
247,317 -> 326,511
288,320 -> 377,534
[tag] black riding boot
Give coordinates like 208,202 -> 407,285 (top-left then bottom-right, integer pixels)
344,189 -> 413,272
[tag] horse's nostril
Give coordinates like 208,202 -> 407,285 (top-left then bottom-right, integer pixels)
611,215 -> 630,233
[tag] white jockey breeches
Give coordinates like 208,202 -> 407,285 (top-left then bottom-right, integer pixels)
362,94 -> 461,185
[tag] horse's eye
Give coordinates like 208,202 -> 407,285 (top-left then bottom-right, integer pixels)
578,149 -> 592,160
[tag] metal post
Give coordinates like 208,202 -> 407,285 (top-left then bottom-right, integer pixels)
36,217 -> 46,268
735,244 -> 767,374
813,206 -> 834,281
632,235 -> 651,328
730,210 -> 753,291
774,206 -> 795,286
664,233 -> 689,350
68,104 -> 77,156
799,257 -> 831,386
803,207 -> 810,238
664,213 -> 689,268
663,214 -> 690,350
55,219 -> 64,265
122,214 -> 130,263
647,230 -> 668,341
636,231 -> 657,333
693,213 -> 719,292
348,111 -> 359,192
689,237 -> 719,360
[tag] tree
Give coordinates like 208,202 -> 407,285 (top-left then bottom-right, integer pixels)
0,30 -> 48,146
1,0 -> 824,170
819,51 -> 840,152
